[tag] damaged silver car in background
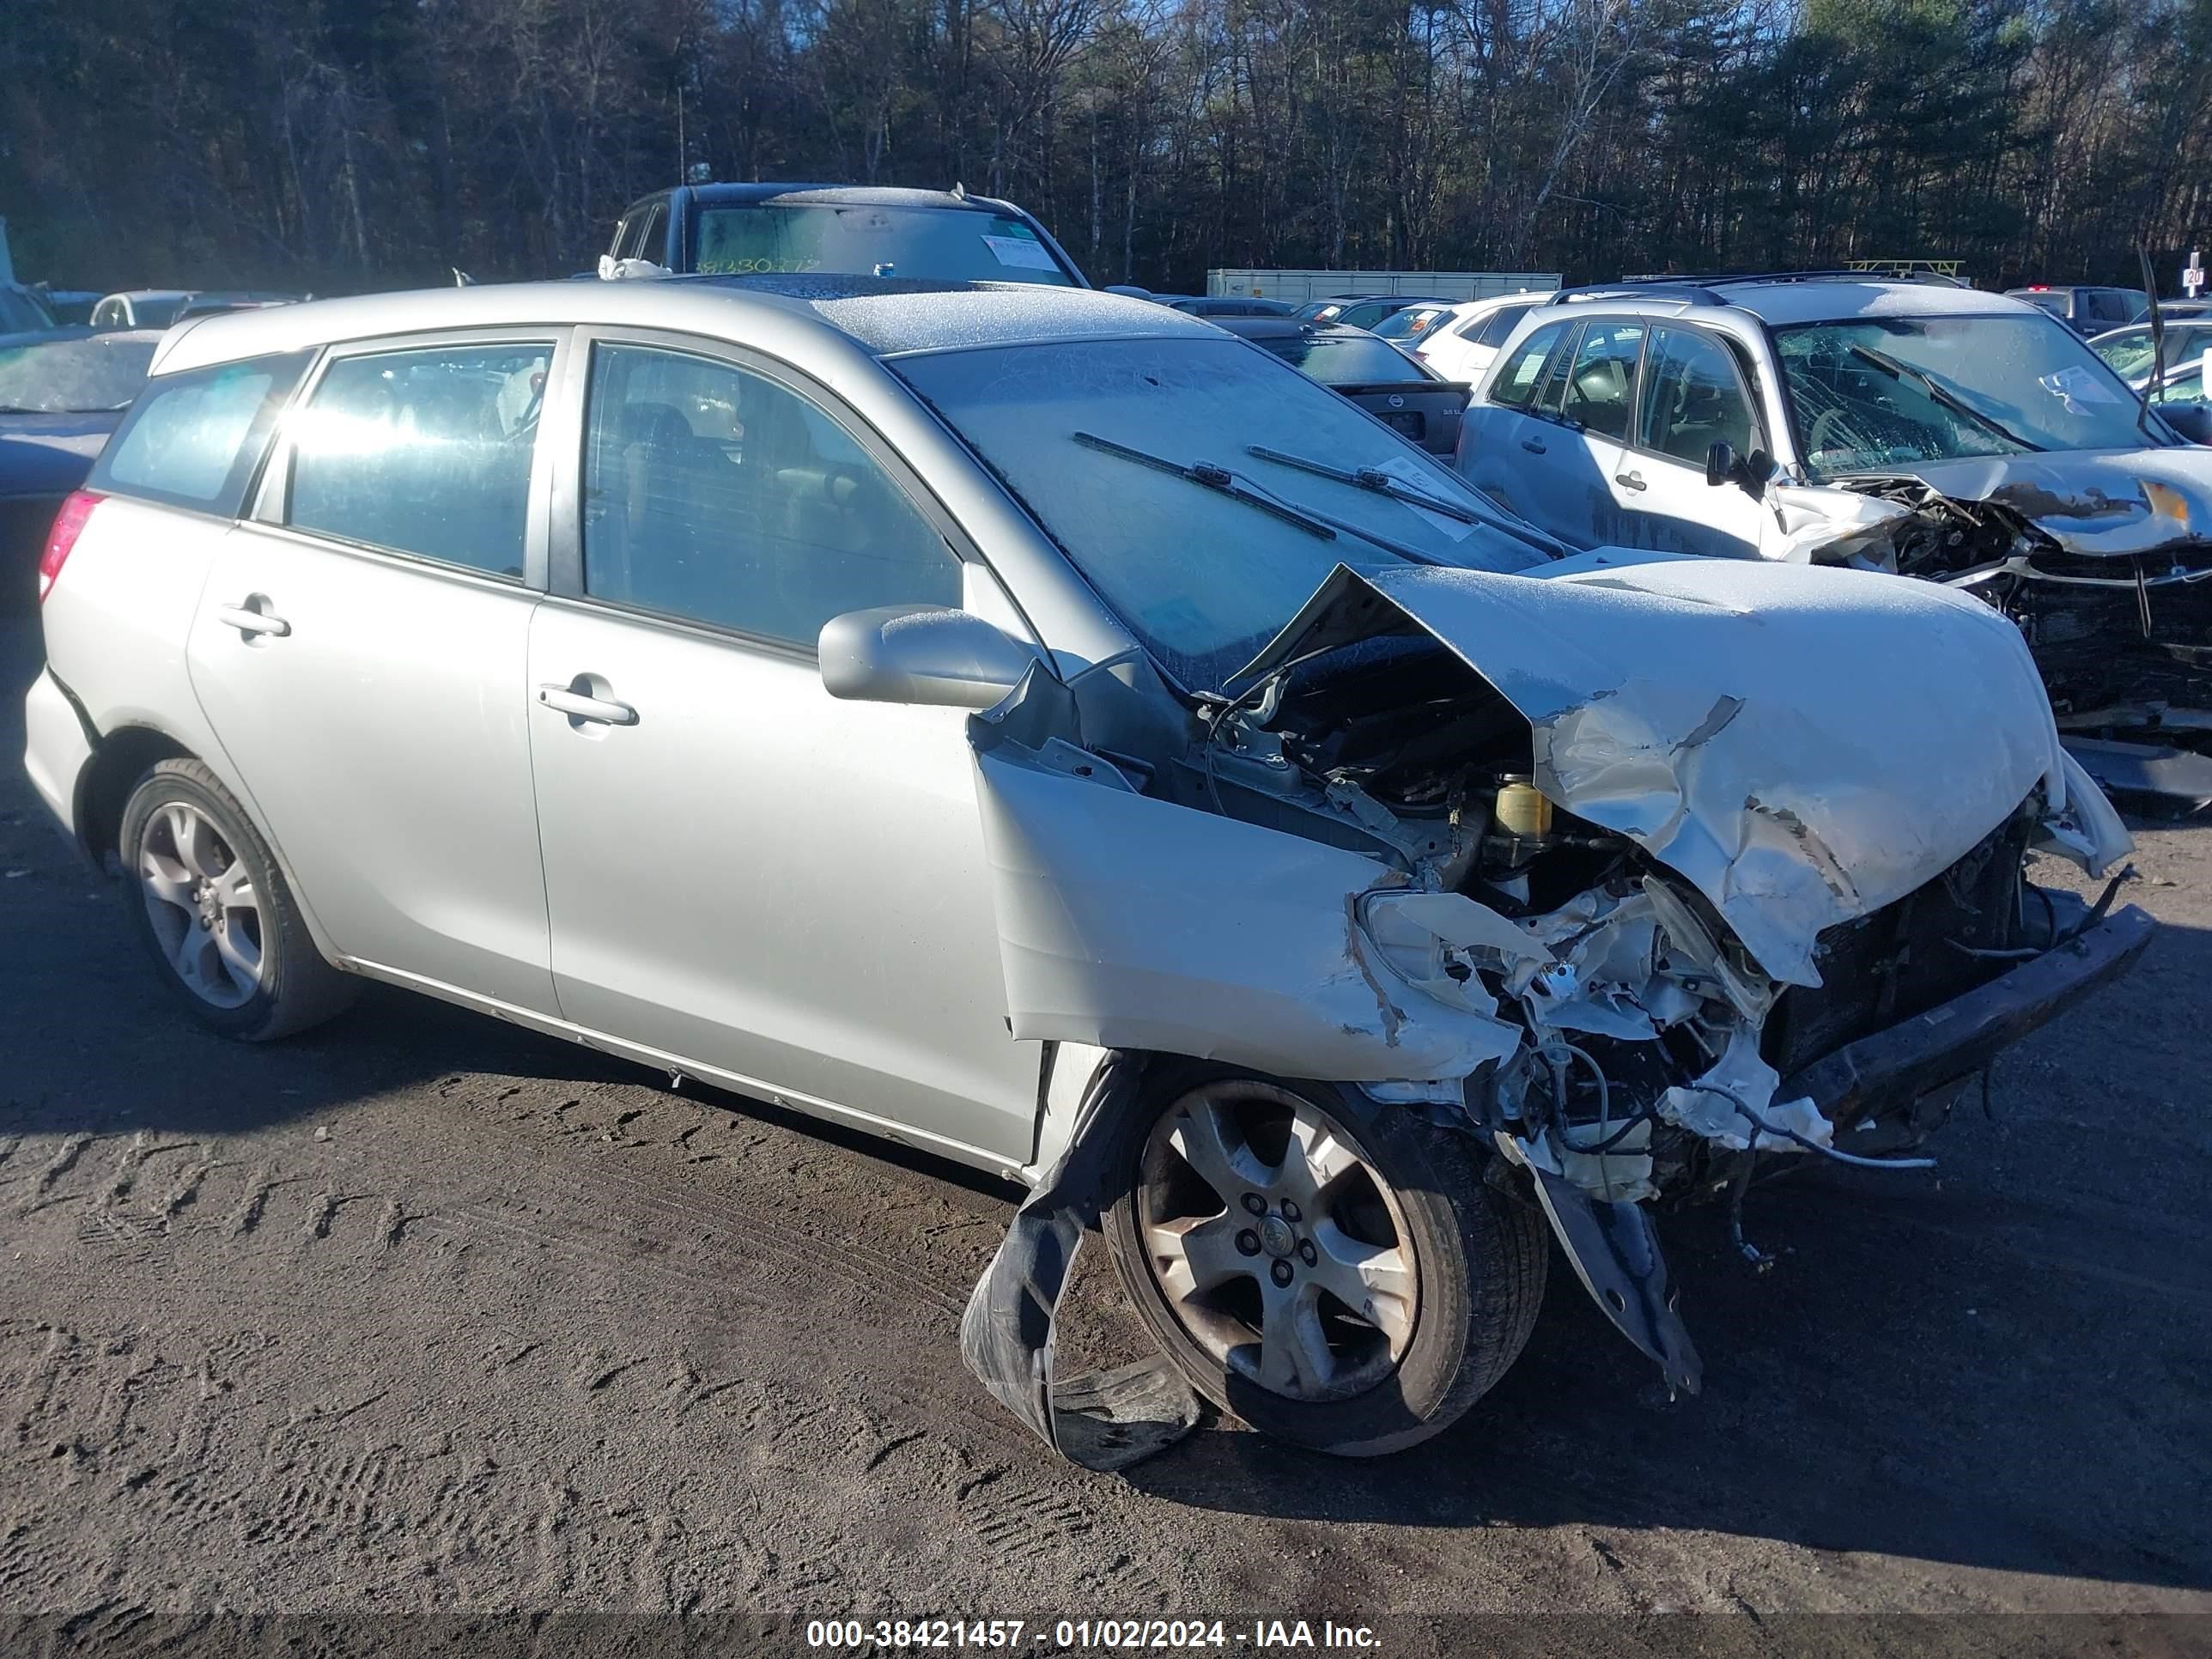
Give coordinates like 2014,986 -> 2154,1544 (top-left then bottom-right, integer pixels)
1459,274 -> 2212,812
29,280 -> 2153,1475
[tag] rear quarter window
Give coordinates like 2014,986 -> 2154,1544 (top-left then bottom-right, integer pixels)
86,351 -> 312,517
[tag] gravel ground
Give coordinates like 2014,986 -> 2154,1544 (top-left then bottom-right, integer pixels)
1,614 -> 2208,1656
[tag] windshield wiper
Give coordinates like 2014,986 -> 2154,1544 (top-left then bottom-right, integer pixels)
1247,444 -> 1478,521
1847,344 -> 2044,453
1244,443 -> 1568,557
1073,432 -> 1339,542
1073,431 -> 1449,564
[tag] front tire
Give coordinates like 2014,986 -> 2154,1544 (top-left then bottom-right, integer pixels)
118,758 -> 356,1041
1103,1064 -> 1547,1456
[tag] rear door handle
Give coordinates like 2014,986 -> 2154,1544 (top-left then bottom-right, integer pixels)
538,682 -> 638,726
1521,436 -> 1548,454
216,602 -> 289,638
1615,471 -> 1647,492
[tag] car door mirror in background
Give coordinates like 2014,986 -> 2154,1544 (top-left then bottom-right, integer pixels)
1705,441 -> 1771,497
818,604 -> 1037,708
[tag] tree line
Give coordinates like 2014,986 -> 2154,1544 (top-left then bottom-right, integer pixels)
3,0 -> 2209,297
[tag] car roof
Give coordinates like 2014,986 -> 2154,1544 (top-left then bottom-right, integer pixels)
1440,293 -> 1548,317
656,182 -> 1033,218
1551,276 -> 2045,328
153,275 -> 1209,376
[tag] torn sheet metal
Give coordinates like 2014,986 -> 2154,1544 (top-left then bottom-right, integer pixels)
1236,557 -> 2063,986
1900,452 -> 2212,560
969,731 -> 1525,1084
959,1049 -> 1202,1470
1516,1154 -> 1701,1395
1656,1029 -> 1829,1152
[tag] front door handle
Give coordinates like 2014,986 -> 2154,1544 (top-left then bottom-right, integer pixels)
538,681 -> 638,726
1615,470 -> 1648,492
216,601 -> 289,638
1521,435 -> 1548,454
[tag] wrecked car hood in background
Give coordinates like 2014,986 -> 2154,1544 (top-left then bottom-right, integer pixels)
1234,556 -> 2074,986
1900,449 -> 2212,559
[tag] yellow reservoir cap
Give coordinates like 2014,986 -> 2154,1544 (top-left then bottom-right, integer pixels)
1492,778 -> 1553,838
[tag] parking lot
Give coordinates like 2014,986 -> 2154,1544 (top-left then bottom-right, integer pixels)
2,605 -> 2208,1644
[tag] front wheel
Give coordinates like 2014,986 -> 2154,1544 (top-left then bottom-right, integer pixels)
118,758 -> 356,1042
1103,1066 -> 1547,1456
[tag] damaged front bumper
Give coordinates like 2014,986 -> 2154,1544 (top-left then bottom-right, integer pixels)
1781,897 -> 2154,1133
1517,896 -> 2156,1397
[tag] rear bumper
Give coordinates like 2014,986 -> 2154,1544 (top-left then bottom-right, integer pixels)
22,665 -> 94,848
1779,902 -> 2155,1126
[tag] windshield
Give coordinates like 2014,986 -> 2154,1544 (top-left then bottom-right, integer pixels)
1775,313 -> 2158,476
1372,307 -> 1443,342
0,333 -> 158,413
691,204 -> 1077,288
894,337 -> 1545,690
1255,331 -> 1429,386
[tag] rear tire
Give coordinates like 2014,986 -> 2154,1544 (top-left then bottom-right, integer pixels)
118,758 -> 356,1042
1103,1062 -> 1547,1456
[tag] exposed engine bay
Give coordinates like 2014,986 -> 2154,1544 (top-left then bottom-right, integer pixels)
953,556 -> 2153,1465
1821,473 -> 2212,811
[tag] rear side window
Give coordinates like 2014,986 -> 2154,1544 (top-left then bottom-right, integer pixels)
88,351 -> 311,516
286,342 -> 551,580
1474,303 -> 1536,348
1487,319 -> 1570,409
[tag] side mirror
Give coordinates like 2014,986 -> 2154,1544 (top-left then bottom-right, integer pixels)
817,605 -> 1038,709
1705,441 -> 1771,497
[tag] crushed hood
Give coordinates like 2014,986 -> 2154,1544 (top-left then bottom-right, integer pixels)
1238,555 -> 2067,986
1881,447 -> 2212,559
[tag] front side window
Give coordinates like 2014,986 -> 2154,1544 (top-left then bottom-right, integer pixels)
1635,326 -> 1756,465
2092,326 -> 2155,381
287,342 -> 551,578
580,343 -> 958,647
2153,366 -> 2209,407
1559,319 -> 1644,440
89,351 -> 311,515
1776,313 -> 2161,476
1487,319 -> 1570,410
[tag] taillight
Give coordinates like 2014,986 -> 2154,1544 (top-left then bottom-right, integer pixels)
38,489 -> 101,603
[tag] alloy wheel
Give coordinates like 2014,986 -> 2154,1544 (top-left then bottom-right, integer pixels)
138,800 -> 264,1010
1135,1080 -> 1419,1403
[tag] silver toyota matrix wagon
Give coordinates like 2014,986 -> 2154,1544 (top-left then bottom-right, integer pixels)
22,276 -> 2153,1468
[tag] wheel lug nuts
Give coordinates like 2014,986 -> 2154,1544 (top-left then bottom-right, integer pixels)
1270,1260 -> 1293,1287
1241,1193 -> 1267,1216
1280,1200 -> 1302,1223
1236,1229 -> 1261,1256
1298,1239 -> 1317,1266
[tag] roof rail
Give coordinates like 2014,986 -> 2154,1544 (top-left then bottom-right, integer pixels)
1546,282 -> 1722,307
1548,268 -> 1971,308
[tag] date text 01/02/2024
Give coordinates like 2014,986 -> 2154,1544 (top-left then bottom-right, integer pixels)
802,1620 -> 1382,1650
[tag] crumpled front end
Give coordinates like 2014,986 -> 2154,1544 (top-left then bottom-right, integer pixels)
1796,459 -> 2212,811
956,558 -> 2153,1464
